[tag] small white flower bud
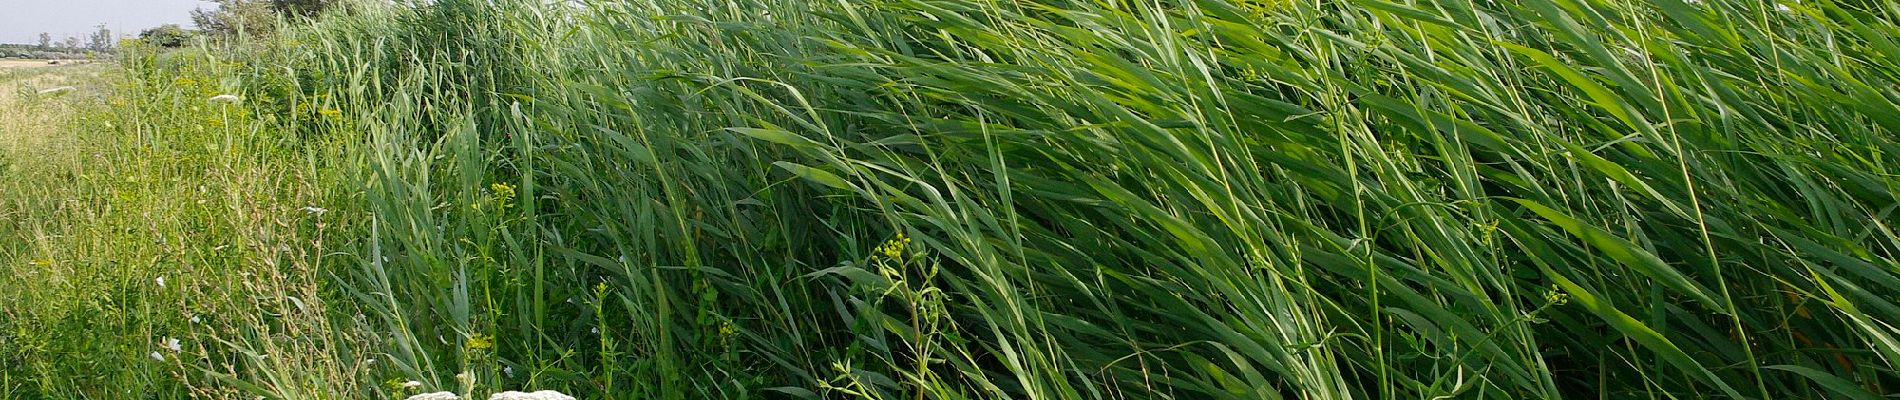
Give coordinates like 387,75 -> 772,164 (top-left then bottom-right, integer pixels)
488,390 -> 574,400
405,392 -> 459,400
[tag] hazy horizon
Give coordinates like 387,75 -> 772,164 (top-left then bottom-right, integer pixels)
0,0 -> 209,45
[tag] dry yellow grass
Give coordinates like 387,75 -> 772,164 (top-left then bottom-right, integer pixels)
0,63 -> 103,156
0,64 -> 100,287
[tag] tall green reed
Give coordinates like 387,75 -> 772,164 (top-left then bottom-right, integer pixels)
11,0 -> 1896,398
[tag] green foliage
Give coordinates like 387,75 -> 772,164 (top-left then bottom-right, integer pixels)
5,0 -> 1899,399
191,0 -> 334,38
0,46 -> 364,398
139,24 -> 199,48
87,24 -> 114,52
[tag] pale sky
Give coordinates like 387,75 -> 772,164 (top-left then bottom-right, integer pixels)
0,0 -> 210,45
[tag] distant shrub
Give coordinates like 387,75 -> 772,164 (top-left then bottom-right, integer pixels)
138,24 -> 198,48
12,50 -> 87,60
192,0 -> 337,38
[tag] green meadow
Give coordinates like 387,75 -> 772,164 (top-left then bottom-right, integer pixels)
2,0 -> 1897,398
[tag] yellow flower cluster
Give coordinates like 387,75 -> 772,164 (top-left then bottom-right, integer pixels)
1544,289 -> 1569,306
466,333 -> 494,351
718,319 -> 738,338
875,232 -> 911,259
491,182 -> 517,209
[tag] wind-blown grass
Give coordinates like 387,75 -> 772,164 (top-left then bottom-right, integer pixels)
3,0 -> 1897,398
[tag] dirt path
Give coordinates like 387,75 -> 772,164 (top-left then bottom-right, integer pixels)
0,59 -> 94,70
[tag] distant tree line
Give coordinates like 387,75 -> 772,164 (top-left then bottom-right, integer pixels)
22,25 -> 112,51
5,25 -> 115,58
7,0 -> 333,58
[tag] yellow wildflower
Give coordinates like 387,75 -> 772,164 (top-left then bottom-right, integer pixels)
1544,289 -> 1569,306
490,182 -> 517,209
466,333 -> 493,351
876,231 -> 911,259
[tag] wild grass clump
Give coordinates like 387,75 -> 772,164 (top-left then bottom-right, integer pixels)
0,40 -> 374,398
4,0 -> 1897,398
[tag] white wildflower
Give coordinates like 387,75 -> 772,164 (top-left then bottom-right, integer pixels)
503,366 -> 514,377
589,327 -> 598,335
488,390 -> 575,400
156,276 -> 166,288
165,337 -> 181,352
208,94 -> 241,103
405,392 -> 459,400
150,351 -> 165,361
401,380 -> 423,389
190,315 -> 201,324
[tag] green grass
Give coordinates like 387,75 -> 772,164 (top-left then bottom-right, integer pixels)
3,0 -> 1898,398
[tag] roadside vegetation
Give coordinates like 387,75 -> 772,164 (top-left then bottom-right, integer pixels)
3,0 -> 1897,399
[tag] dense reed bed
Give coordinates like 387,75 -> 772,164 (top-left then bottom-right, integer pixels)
3,0 -> 1897,398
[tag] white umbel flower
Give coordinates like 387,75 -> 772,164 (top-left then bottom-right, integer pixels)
209,94 -> 241,103
488,390 -> 575,400
405,392 -> 459,400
